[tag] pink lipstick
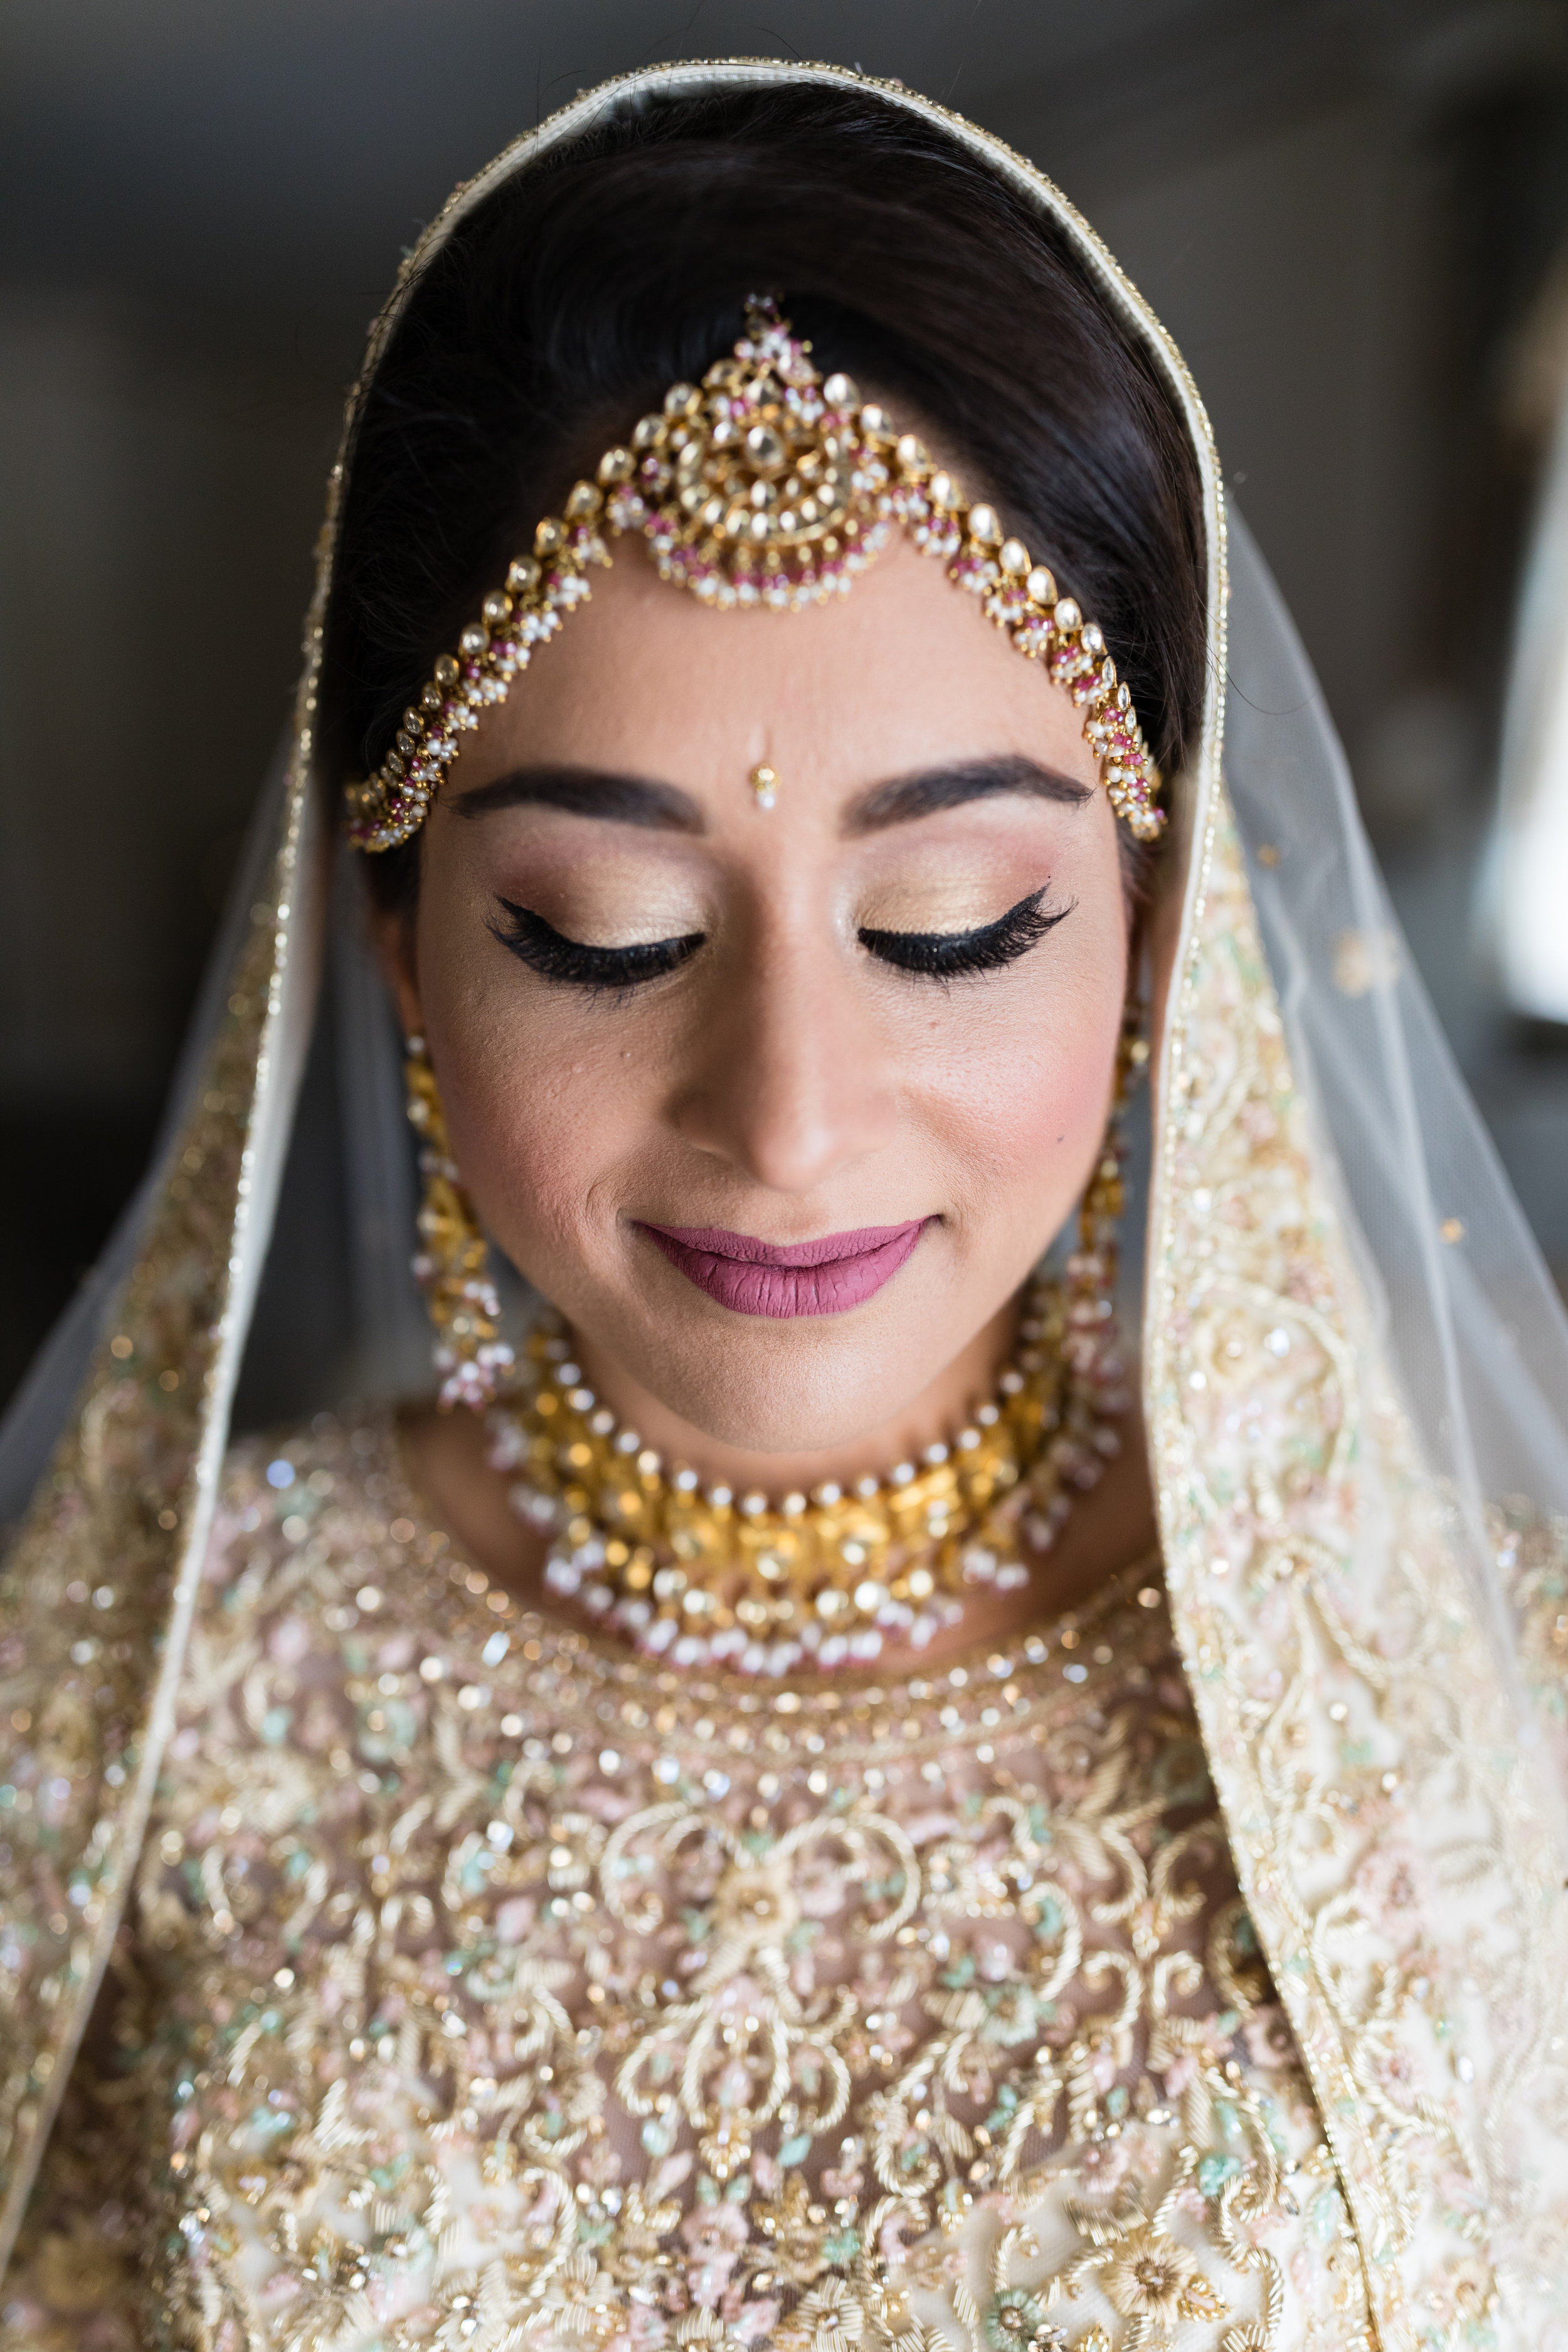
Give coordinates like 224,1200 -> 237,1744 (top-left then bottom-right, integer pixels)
638,1219 -> 928,1318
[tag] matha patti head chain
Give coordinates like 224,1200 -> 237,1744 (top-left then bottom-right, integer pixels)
346,297 -> 1165,852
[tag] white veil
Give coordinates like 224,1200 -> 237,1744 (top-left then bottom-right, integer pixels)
3,60 -> 1568,2326
0,795 -> 431,1525
1222,512 -> 1568,1630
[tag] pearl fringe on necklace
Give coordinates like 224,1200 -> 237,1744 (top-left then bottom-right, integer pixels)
487,1248 -> 1130,1674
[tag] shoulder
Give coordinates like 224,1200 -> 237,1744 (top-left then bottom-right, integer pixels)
198,1406 -> 413,1629
173,1405 -> 433,1764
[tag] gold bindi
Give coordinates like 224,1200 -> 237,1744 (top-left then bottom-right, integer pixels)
749,761 -> 780,810
346,297 -> 1164,852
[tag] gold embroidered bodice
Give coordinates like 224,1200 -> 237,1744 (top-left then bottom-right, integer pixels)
6,1414 -> 1370,2351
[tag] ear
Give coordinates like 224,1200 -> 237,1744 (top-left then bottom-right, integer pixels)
370,902 -> 425,1041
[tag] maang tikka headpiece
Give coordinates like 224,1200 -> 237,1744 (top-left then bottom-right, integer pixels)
345,299 -> 1165,849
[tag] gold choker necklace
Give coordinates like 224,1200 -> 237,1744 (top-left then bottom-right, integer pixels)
487,1249 -> 1129,1675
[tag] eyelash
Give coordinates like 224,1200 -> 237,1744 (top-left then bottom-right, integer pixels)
490,885 -> 1067,993
490,899 -> 704,990
857,886 -> 1069,978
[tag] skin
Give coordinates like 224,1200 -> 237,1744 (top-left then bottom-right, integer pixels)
380,527 -> 1157,1663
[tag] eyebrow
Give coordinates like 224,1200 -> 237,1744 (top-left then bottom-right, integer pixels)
842,755 -> 1093,834
453,764 -> 705,832
452,751 -> 1090,836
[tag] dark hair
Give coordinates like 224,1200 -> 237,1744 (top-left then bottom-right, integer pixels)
323,84 -> 1206,911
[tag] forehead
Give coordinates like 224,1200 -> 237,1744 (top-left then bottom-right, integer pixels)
458,532 -> 1098,804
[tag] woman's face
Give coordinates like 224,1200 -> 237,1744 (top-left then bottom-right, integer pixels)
381,530 -> 1128,1475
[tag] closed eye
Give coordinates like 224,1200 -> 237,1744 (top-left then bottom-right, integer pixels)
858,886 -> 1070,977
489,898 -> 705,990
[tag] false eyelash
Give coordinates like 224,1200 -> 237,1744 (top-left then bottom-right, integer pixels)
490,898 -> 705,990
858,886 -> 1069,977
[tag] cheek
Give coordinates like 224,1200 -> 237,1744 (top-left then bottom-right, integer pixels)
928,1002 -> 1118,1232
448,1020 -> 650,1276
896,906 -> 1127,1237
413,901 -> 657,1279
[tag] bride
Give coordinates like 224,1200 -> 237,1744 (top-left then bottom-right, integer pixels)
3,63 -> 1567,2352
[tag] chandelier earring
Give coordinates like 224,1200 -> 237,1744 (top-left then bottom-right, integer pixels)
404,1035 -> 515,1410
1025,1004 -> 1146,1549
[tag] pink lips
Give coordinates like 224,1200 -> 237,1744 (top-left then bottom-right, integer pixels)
638,1219 -> 928,1318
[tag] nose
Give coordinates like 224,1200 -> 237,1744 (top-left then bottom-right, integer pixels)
669,913 -> 900,1194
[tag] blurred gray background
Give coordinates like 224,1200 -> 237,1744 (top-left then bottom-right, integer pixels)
4,0 -> 1568,1407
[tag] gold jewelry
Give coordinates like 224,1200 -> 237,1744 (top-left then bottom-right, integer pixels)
487,1029 -> 1142,1671
405,1036 -> 514,1409
749,761 -> 780,810
347,298 -> 1163,853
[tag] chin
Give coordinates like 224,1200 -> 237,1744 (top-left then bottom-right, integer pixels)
625,1316 -> 931,1463
670,1392 -> 893,1463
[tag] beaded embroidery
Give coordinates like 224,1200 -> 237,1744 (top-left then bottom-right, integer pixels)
6,1417 -> 1370,2351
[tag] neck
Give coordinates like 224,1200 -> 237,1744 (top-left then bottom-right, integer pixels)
565,1293 -> 1020,1500
398,1387 -> 1158,1674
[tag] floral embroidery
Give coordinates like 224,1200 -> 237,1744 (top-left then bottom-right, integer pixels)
6,1418 -> 1365,2349
1072,2210 -> 1226,2340
1147,803 -> 1568,2342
